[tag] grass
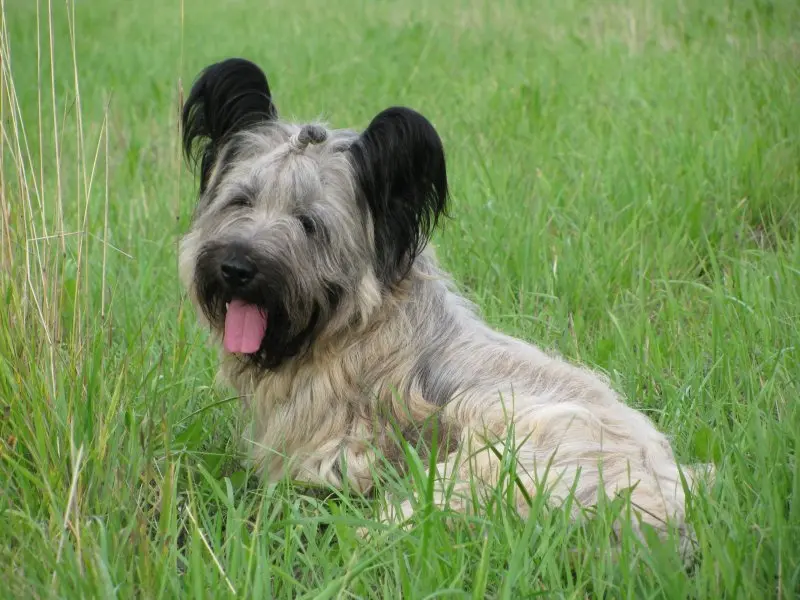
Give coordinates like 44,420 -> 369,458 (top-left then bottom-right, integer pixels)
1,0 -> 798,596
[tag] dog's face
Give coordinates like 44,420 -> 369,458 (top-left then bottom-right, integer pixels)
179,58 -> 449,369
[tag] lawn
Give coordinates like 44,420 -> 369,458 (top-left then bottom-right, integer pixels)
1,0 -> 798,597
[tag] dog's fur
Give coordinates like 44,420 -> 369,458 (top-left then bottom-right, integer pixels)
178,58 -> 708,555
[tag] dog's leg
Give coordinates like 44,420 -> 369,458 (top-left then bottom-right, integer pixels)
379,398 -> 711,559
480,399 -> 713,555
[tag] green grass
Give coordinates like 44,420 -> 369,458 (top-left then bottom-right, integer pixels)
1,0 -> 799,596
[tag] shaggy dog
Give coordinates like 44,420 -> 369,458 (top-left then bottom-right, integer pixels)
178,57 -> 707,555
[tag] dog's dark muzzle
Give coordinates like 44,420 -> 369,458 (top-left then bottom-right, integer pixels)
192,240 -> 334,369
194,241 -> 285,316
196,242 -> 280,301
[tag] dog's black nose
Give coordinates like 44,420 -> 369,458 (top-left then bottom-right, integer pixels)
221,257 -> 255,288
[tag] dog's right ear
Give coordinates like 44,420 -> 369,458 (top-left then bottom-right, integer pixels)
182,58 -> 278,192
348,107 -> 449,286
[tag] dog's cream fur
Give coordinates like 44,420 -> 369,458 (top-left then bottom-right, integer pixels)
183,242 -> 706,549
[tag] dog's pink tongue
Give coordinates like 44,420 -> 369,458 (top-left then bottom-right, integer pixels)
224,300 -> 267,354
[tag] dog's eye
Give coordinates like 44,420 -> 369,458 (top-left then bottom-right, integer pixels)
228,196 -> 252,209
298,215 -> 316,235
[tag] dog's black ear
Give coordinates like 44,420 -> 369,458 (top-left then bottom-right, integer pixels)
348,106 -> 449,285
182,58 -> 278,192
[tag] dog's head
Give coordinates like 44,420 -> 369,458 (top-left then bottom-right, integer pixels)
179,58 -> 449,369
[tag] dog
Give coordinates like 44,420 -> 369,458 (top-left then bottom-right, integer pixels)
178,57 -> 708,556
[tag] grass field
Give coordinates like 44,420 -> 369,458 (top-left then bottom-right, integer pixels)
1,0 -> 799,597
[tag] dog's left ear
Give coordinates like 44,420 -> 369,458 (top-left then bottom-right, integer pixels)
182,58 -> 278,192
348,107 -> 449,285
